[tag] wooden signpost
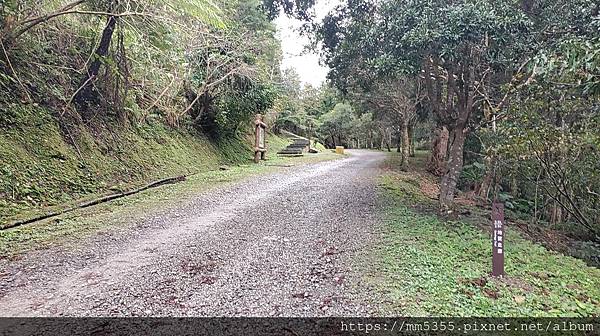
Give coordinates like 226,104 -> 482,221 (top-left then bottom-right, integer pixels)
254,114 -> 267,163
492,202 -> 505,277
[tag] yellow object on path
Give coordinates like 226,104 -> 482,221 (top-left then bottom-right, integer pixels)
335,146 -> 345,155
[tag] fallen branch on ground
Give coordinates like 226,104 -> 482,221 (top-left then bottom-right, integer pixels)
1,175 -> 188,231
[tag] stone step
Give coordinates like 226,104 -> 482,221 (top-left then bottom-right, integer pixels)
277,149 -> 303,155
277,153 -> 304,157
277,138 -> 310,155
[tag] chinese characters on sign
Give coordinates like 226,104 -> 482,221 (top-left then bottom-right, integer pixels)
492,202 -> 505,277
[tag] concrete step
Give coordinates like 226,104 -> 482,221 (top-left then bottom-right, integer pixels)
277,137 -> 309,155
277,149 -> 303,154
277,153 -> 304,157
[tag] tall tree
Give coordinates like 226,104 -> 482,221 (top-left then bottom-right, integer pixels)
318,0 -> 532,211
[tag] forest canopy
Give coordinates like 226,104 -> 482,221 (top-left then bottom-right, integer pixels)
0,0 -> 285,135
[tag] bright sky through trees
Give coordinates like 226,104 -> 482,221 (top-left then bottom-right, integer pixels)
275,0 -> 340,87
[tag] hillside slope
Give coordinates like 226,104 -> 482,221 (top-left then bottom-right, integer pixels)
0,105 -> 289,226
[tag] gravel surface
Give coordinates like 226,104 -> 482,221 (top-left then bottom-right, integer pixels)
0,150 -> 386,317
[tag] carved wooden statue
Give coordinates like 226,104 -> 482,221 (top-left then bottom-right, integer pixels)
254,114 -> 267,163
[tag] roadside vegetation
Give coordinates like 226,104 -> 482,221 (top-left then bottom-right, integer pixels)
1,0 -> 598,317
373,152 -> 600,316
0,0 -> 333,226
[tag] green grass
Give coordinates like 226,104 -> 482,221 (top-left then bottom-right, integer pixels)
0,105 -> 297,227
0,149 -> 340,258
313,141 -> 328,152
372,153 -> 600,317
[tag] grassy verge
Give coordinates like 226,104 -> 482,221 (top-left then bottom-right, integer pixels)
0,105 -> 297,227
371,152 -> 600,317
0,142 -> 340,259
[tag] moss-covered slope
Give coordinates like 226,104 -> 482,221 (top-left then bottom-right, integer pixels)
0,105 -> 287,226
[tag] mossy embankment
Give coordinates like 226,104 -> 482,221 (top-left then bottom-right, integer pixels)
0,104 -> 290,228
370,151 -> 600,317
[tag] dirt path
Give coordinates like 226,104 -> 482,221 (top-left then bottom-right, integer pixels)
0,150 -> 386,317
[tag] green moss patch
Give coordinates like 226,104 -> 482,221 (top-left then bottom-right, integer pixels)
0,105 -> 291,227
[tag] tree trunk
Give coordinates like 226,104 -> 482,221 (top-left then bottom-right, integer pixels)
478,155 -> 495,202
408,125 -> 415,157
428,125 -> 449,176
510,175 -> 518,197
75,15 -> 118,110
386,129 -> 391,152
549,201 -> 562,225
439,126 -> 466,211
400,119 -> 410,171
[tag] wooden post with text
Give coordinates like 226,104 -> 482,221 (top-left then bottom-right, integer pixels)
254,114 -> 267,163
492,202 -> 505,277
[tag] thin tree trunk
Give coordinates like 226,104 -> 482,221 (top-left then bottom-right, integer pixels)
478,155 -> 495,202
510,175 -> 518,197
408,125 -> 415,157
385,128 -> 391,152
439,126 -> 466,211
533,168 -> 542,223
400,119 -> 410,171
75,14 -> 118,109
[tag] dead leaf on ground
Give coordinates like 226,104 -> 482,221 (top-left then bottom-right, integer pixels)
514,295 -> 526,304
483,288 -> 499,299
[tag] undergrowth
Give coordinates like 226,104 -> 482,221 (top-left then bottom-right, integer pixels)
0,104 -> 289,227
372,152 -> 600,317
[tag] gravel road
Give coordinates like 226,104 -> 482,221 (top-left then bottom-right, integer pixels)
0,150 -> 386,317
